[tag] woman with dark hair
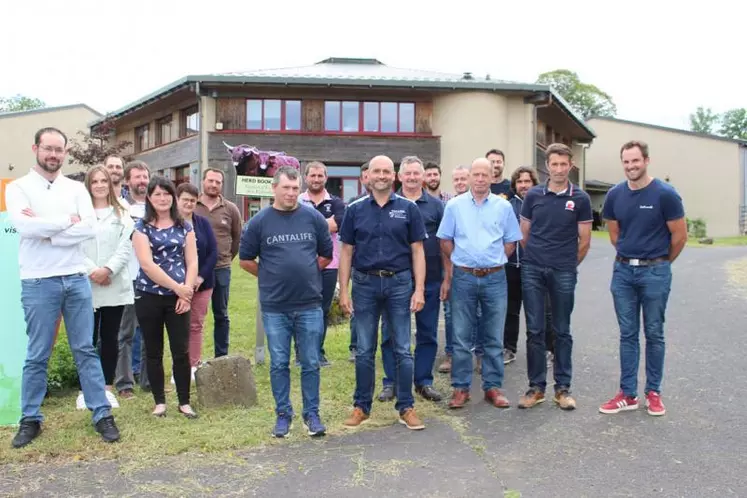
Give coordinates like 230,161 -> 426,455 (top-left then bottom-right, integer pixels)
78,166 -> 134,410
175,182 -> 217,377
132,176 -> 198,418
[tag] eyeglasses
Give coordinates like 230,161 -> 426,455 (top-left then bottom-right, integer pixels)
38,145 -> 65,154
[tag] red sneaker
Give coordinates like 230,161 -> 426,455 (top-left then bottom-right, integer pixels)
599,391 -> 639,414
646,391 -> 666,416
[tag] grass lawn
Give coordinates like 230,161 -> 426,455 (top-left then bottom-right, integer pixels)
0,260 -> 452,466
591,230 -> 747,248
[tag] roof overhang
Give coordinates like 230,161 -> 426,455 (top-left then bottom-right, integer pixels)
91,74 -> 596,139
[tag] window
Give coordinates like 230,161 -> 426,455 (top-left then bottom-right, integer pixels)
174,165 -> 190,186
135,124 -> 149,153
182,105 -> 199,137
324,101 -> 417,134
246,99 -> 301,131
156,115 -> 172,145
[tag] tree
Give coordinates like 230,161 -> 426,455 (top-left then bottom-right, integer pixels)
718,108 -> 747,140
0,94 -> 45,113
689,106 -> 720,134
536,69 -> 617,119
67,115 -> 132,168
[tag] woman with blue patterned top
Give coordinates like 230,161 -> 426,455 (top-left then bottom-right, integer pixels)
132,176 -> 199,419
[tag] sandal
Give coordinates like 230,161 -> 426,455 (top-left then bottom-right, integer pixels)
152,404 -> 167,417
178,405 -> 199,419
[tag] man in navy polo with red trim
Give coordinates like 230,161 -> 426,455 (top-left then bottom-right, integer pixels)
518,143 -> 592,411
338,155 -> 428,431
379,156 -> 445,403
300,161 -> 346,366
599,140 -> 686,417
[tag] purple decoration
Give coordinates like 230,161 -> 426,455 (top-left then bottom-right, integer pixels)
222,142 -> 301,177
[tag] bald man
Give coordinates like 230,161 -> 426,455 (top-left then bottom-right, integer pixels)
437,158 -> 522,409
338,155 -> 428,431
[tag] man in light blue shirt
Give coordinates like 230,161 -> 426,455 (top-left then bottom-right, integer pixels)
437,157 -> 522,409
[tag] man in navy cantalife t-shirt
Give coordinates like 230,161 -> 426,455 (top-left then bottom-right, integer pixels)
599,140 -> 687,418
518,143 -> 592,411
239,166 -> 334,439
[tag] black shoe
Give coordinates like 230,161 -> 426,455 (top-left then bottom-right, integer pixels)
377,385 -> 395,402
320,355 -> 331,367
416,385 -> 443,402
95,416 -> 120,443
11,420 -> 41,449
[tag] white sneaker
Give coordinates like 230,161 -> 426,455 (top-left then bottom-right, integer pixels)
191,366 -> 197,382
105,390 -> 120,409
170,375 -> 176,384
75,392 -> 86,410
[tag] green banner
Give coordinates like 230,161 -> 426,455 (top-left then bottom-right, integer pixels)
0,211 -> 26,426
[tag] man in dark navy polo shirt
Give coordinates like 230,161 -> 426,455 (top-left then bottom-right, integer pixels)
599,140 -> 686,417
379,156 -> 445,403
518,143 -> 592,411
487,149 -> 514,200
338,155 -> 428,431
300,161 -> 346,366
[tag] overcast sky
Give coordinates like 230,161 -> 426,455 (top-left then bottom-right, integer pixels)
2,0 -> 743,131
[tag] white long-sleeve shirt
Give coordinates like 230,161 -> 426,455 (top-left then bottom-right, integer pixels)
5,169 -> 96,279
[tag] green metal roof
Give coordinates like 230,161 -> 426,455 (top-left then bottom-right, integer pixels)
93,58 -> 595,137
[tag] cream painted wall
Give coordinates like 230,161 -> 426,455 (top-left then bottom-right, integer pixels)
586,118 -> 742,237
199,96 -> 216,175
0,106 -> 101,180
432,92 -> 534,189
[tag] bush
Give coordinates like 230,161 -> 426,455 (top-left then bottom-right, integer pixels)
47,332 -> 79,392
687,218 -> 707,238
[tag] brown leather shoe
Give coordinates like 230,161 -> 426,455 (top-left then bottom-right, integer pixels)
437,355 -> 452,373
343,407 -> 370,428
554,390 -> 577,410
484,388 -> 510,408
518,388 -> 546,409
398,408 -> 425,430
448,389 -> 470,409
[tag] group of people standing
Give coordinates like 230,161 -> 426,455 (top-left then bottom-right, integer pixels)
7,127 -> 243,449
7,125 -> 686,448
242,140 -> 685,438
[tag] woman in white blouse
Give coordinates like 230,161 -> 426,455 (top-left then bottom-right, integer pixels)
79,166 -> 135,409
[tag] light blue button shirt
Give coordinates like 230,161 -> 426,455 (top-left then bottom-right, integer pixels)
436,191 -> 522,268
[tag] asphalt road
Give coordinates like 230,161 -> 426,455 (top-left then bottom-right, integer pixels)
2,242 -> 746,497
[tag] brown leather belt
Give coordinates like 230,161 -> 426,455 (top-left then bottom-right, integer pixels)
615,256 -> 668,267
457,266 -> 504,277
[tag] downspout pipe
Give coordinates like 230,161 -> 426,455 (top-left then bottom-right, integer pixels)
194,81 -> 202,186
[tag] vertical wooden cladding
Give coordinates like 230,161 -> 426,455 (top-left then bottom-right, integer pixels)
415,101 -> 433,134
216,98 -> 247,130
303,100 -> 323,132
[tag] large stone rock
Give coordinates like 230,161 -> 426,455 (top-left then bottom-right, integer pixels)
699,237 -> 714,245
195,355 -> 258,409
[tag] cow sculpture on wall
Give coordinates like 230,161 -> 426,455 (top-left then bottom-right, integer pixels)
223,141 -> 301,177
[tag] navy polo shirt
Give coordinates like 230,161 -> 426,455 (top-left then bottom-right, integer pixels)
397,188 -> 444,283
602,178 -> 685,259
520,182 -> 593,271
339,192 -> 427,273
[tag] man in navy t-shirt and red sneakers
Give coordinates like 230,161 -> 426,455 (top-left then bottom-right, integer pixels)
239,166 -> 334,438
599,140 -> 687,417
517,143 -> 592,411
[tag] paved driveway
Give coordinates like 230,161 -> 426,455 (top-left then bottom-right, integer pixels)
2,243 -> 745,497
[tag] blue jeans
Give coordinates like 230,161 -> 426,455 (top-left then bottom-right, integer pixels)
296,269 -> 338,360
522,264 -> 577,393
382,280 -> 440,387
212,267 -> 232,357
349,314 -> 357,351
445,300 -> 483,355
611,260 -> 672,397
20,274 -> 111,424
262,307 -> 324,418
352,269 -> 414,414
451,269 -> 508,391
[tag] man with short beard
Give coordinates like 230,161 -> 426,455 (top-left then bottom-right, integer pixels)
104,155 -> 126,201
6,127 -> 120,448
486,149 -> 513,200
599,141 -> 686,417
114,160 -> 151,399
299,161 -> 345,366
423,162 -> 452,202
194,168 -> 242,358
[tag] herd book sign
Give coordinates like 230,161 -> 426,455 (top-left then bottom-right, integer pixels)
222,142 -> 301,199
